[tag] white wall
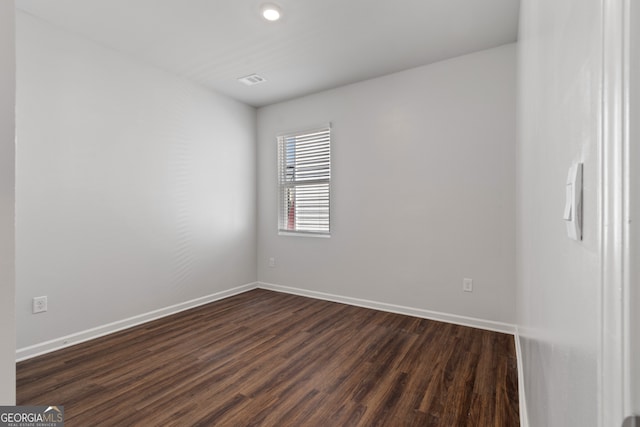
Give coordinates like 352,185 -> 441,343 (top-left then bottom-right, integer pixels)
16,12 -> 256,349
0,0 -> 16,405
517,1 -> 602,426
257,44 -> 516,325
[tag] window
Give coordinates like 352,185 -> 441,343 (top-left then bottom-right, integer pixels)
278,125 -> 331,236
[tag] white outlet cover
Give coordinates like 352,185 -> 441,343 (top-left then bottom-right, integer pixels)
463,278 -> 473,292
33,296 -> 48,313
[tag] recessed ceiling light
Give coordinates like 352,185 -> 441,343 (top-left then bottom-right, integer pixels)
261,4 -> 282,22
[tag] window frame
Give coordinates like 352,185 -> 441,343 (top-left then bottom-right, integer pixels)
277,124 -> 332,238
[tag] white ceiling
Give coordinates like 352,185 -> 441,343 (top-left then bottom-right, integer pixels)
16,0 -> 520,107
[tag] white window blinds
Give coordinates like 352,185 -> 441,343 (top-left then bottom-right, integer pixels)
278,125 -> 331,236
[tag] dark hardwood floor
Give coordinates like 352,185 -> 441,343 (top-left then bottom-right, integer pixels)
17,289 -> 519,426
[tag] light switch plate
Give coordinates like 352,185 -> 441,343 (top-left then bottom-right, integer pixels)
564,163 -> 583,241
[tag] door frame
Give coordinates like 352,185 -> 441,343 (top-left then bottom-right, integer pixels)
600,0 -> 637,425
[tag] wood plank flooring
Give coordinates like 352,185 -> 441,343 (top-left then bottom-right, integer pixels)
17,289 -> 519,426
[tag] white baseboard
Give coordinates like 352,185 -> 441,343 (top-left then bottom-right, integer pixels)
257,282 -> 516,334
16,282 -> 259,362
514,327 -> 529,427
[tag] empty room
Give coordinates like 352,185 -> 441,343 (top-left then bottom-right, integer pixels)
1,0 -> 638,426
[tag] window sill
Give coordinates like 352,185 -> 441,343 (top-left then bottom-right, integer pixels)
278,231 -> 331,238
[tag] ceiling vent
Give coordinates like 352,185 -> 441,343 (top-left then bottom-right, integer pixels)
237,74 -> 266,86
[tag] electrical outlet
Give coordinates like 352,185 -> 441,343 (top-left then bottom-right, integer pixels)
268,257 -> 276,268
463,278 -> 473,292
33,296 -> 48,314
